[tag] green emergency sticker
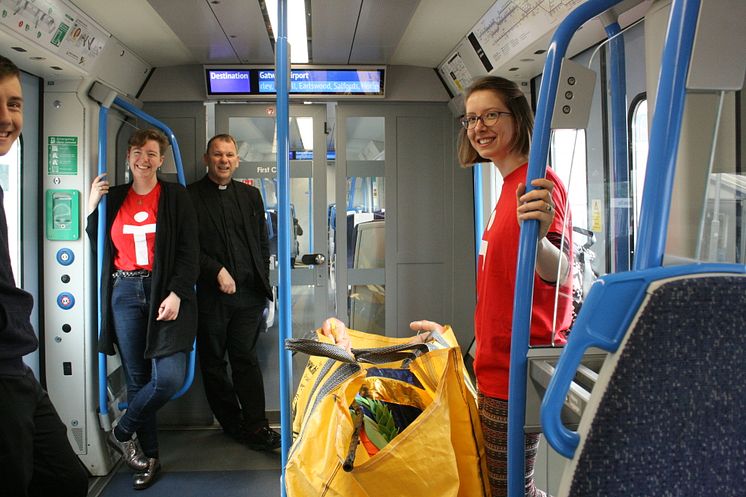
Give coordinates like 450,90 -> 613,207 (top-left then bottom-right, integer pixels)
48,136 -> 78,175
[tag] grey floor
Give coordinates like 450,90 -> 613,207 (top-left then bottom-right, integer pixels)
96,428 -> 283,497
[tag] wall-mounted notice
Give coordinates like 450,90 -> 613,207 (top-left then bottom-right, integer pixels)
48,136 -> 78,175
0,0 -> 108,69
471,0 -> 584,70
439,50 -> 475,94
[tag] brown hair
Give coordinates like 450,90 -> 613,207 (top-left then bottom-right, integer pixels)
457,76 -> 534,166
128,128 -> 169,156
0,55 -> 21,81
206,133 -> 238,155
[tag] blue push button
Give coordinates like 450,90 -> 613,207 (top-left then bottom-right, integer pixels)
57,292 -> 75,310
56,248 -> 74,266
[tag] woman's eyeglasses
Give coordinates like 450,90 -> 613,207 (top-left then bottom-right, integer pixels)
460,111 -> 512,130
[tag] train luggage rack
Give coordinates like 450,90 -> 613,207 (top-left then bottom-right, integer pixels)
525,347 -> 607,433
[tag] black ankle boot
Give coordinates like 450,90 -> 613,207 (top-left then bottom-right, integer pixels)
133,457 -> 161,490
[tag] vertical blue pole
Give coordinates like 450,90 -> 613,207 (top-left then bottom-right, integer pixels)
605,21 -> 630,272
97,106 -> 109,418
634,0 -> 701,270
276,0 -> 293,495
473,164 -> 484,267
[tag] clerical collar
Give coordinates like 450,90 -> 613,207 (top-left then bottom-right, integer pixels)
218,184 -> 228,190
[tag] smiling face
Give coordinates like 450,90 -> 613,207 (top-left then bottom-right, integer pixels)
127,139 -> 164,187
205,137 -> 239,185
0,74 -> 23,157
464,89 -> 518,167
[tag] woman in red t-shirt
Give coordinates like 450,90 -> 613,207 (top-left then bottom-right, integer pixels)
87,129 -> 199,490
324,77 -> 573,497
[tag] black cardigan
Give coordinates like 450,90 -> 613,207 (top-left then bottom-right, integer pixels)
87,181 -> 199,359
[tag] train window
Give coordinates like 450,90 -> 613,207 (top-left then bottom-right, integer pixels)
630,98 -> 649,235
0,137 -> 22,280
345,116 -> 385,333
550,129 -> 589,232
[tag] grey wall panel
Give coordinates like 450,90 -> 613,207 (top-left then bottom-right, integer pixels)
139,65 -> 208,102
396,263 -> 446,338
141,102 -> 208,184
385,65 -> 451,102
396,116 -> 445,263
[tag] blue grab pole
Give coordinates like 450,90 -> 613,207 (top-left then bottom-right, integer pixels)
276,0 -> 293,494
507,1 -> 624,495
473,164 -> 484,267
97,105 -> 109,417
605,21 -> 631,272
634,0 -> 701,270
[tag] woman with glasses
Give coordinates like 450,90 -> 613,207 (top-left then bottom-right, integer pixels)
324,76 -> 572,497
87,128 -> 199,490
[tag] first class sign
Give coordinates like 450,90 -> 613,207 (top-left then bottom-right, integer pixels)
205,66 -> 385,98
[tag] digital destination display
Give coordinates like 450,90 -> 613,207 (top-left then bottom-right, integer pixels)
205,67 -> 385,98
257,69 -> 383,94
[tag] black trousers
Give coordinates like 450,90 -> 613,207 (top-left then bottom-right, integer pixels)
197,299 -> 268,435
0,368 -> 88,497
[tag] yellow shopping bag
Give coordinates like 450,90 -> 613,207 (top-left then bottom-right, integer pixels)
285,327 -> 490,497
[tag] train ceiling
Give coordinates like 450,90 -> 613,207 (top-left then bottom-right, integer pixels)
70,0 -> 496,68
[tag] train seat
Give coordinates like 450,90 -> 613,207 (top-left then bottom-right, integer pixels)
542,265 -> 746,497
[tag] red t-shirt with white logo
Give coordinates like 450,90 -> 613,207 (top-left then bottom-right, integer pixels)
473,163 -> 573,399
111,183 -> 161,271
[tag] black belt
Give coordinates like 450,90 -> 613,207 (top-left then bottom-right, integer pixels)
113,269 -> 152,278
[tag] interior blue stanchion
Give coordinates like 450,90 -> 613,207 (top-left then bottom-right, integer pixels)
95,96 -> 197,418
275,1 -> 293,496
604,20 -> 630,273
507,1 -> 624,495
473,164 -> 484,268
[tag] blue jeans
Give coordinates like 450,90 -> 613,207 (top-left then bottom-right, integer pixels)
111,276 -> 186,458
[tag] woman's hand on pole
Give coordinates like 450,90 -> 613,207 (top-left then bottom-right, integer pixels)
88,173 -> 109,214
516,178 -> 555,240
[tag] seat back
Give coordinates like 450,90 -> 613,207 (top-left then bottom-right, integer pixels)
550,269 -> 746,496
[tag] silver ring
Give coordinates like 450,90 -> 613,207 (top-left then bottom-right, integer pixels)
546,203 -> 552,212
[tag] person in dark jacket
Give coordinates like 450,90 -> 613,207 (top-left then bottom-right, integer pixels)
0,55 -> 88,497
188,134 -> 279,450
87,128 -> 199,490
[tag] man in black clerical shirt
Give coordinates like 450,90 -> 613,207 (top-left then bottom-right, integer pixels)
188,134 -> 279,450
0,55 -> 87,497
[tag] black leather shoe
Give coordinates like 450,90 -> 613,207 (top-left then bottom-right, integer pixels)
243,425 -> 281,451
107,430 -> 149,471
133,458 -> 161,490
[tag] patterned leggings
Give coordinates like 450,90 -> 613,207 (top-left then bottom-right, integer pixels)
478,392 -> 549,497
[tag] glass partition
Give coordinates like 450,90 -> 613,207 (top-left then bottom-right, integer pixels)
345,116 -> 385,333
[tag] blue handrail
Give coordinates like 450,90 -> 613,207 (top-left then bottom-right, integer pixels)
96,97 -> 196,418
276,1 -> 293,495
539,0 -> 703,461
507,1 -> 626,495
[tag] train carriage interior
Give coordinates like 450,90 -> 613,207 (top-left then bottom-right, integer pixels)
0,0 -> 744,496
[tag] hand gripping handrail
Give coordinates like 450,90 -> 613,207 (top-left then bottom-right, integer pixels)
539,0 -> 703,462
507,1 -> 631,495
95,92 -> 196,419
